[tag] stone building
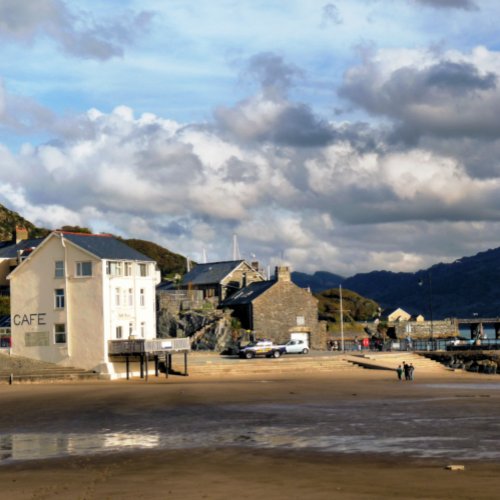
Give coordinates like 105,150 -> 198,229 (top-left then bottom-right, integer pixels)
178,260 -> 265,302
221,266 -> 324,349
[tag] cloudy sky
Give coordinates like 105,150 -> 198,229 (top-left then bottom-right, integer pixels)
1,0 -> 500,276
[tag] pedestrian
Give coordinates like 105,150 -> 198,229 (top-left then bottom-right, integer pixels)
396,364 -> 403,381
409,363 -> 415,381
403,361 -> 410,381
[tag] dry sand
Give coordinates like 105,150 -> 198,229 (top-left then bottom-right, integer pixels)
0,369 -> 499,499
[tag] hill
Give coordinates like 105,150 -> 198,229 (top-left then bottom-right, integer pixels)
123,239 -> 188,277
298,247 -> 500,319
0,204 -> 49,241
315,288 -> 379,325
292,271 -> 344,292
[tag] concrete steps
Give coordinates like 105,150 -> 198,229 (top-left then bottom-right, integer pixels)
344,352 -> 449,372
174,354 -> 356,376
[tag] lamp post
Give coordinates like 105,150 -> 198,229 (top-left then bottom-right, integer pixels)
418,272 -> 434,348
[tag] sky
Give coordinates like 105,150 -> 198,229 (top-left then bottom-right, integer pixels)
1,0 -> 500,277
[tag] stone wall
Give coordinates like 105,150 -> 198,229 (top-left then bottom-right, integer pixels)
251,280 -> 325,349
393,319 -> 458,338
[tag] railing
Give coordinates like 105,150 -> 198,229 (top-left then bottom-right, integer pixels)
340,338 -> 500,353
108,337 -> 190,355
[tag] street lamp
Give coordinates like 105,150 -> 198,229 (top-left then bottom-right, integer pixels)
418,272 -> 434,347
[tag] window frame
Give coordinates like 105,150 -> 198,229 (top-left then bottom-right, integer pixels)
76,261 -> 92,277
54,323 -> 66,344
54,289 -> 65,309
54,261 -> 64,278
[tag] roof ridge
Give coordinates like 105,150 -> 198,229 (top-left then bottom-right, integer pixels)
56,231 -> 113,238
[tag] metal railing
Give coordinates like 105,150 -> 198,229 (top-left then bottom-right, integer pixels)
340,338 -> 500,352
108,337 -> 190,355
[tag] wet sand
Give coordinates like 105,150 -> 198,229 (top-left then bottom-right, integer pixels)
1,369 -> 500,499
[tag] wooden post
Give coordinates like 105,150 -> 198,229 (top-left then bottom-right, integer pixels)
126,355 -> 130,380
140,354 -> 144,379
154,355 -> 159,377
145,353 -> 149,382
165,353 -> 169,379
184,351 -> 188,376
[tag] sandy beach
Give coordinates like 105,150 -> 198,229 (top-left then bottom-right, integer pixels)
1,369 -> 500,499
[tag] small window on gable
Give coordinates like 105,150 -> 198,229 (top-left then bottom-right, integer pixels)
76,261 -> 92,277
55,261 -> 64,278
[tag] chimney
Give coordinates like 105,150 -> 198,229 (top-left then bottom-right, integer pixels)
15,226 -> 28,244
251,261 -> 259,271
275,266 -> 291,282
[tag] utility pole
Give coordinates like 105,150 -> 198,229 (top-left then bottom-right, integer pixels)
340,284 -> 344,353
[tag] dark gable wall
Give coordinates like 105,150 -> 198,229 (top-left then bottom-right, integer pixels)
252,280 -> 324,349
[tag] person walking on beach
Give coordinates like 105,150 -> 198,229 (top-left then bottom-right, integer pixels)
403,361 -> 410,381
396,364 -> 403,381
409,363 -> 415,381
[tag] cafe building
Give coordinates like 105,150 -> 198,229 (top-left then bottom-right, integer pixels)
8,231 -> 160,377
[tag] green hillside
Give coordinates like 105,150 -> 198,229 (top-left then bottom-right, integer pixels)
123,238 -> 189,277
315,288 -> 380,327
0,203 -> 48,241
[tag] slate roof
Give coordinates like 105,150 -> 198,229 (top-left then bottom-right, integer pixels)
0,315 -> 10,328
181,260 -> 245,286
0,238 -> 44,258
60,232 -> 154,261
220,280 -> 274,306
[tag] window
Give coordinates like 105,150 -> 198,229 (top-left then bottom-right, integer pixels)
115,287 -> 121,306
55,261 -> 64,278
139,288 -> 145,307
138,263 -> 148,277
128,288 -> 133,306
296,316 -> 305,326
55,289 -> 65,309
76,261 -> 92,277
129,322 -> 134,337
116,326 -> 123,339
106,261 -> 122,276
124,262 -> 132,276
54,324 -> 66,344
140,322 -> 145,337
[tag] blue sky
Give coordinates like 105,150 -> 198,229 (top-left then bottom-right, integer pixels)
1,0 -> 500,276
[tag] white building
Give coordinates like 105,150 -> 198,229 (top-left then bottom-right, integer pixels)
8,231 -> 160,376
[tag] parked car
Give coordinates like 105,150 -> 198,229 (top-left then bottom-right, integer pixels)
238,340 -> 286,359
282,339 -> 309,355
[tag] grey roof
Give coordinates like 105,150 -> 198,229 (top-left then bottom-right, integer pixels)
61,233 -> 154,261
0,238 -> 44,258
221,280 -> 274,306
0,315 -> 10,328
181,260 -> 245,286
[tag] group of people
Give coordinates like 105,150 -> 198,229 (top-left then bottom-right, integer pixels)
396,361 -> 415,381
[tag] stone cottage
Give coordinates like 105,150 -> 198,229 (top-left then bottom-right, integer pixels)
221,266 -> 324,349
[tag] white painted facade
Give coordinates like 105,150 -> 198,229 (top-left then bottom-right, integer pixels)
8,232 -> 159,376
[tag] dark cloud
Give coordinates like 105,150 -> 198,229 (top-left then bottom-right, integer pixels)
0,0 -> 154,60
339,59 -> 500,141
412,0 -> 479,10
244,52 -> 303,99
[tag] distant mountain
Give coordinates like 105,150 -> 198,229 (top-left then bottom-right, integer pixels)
297,247 -> 500,319
292,271 -> 344,293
